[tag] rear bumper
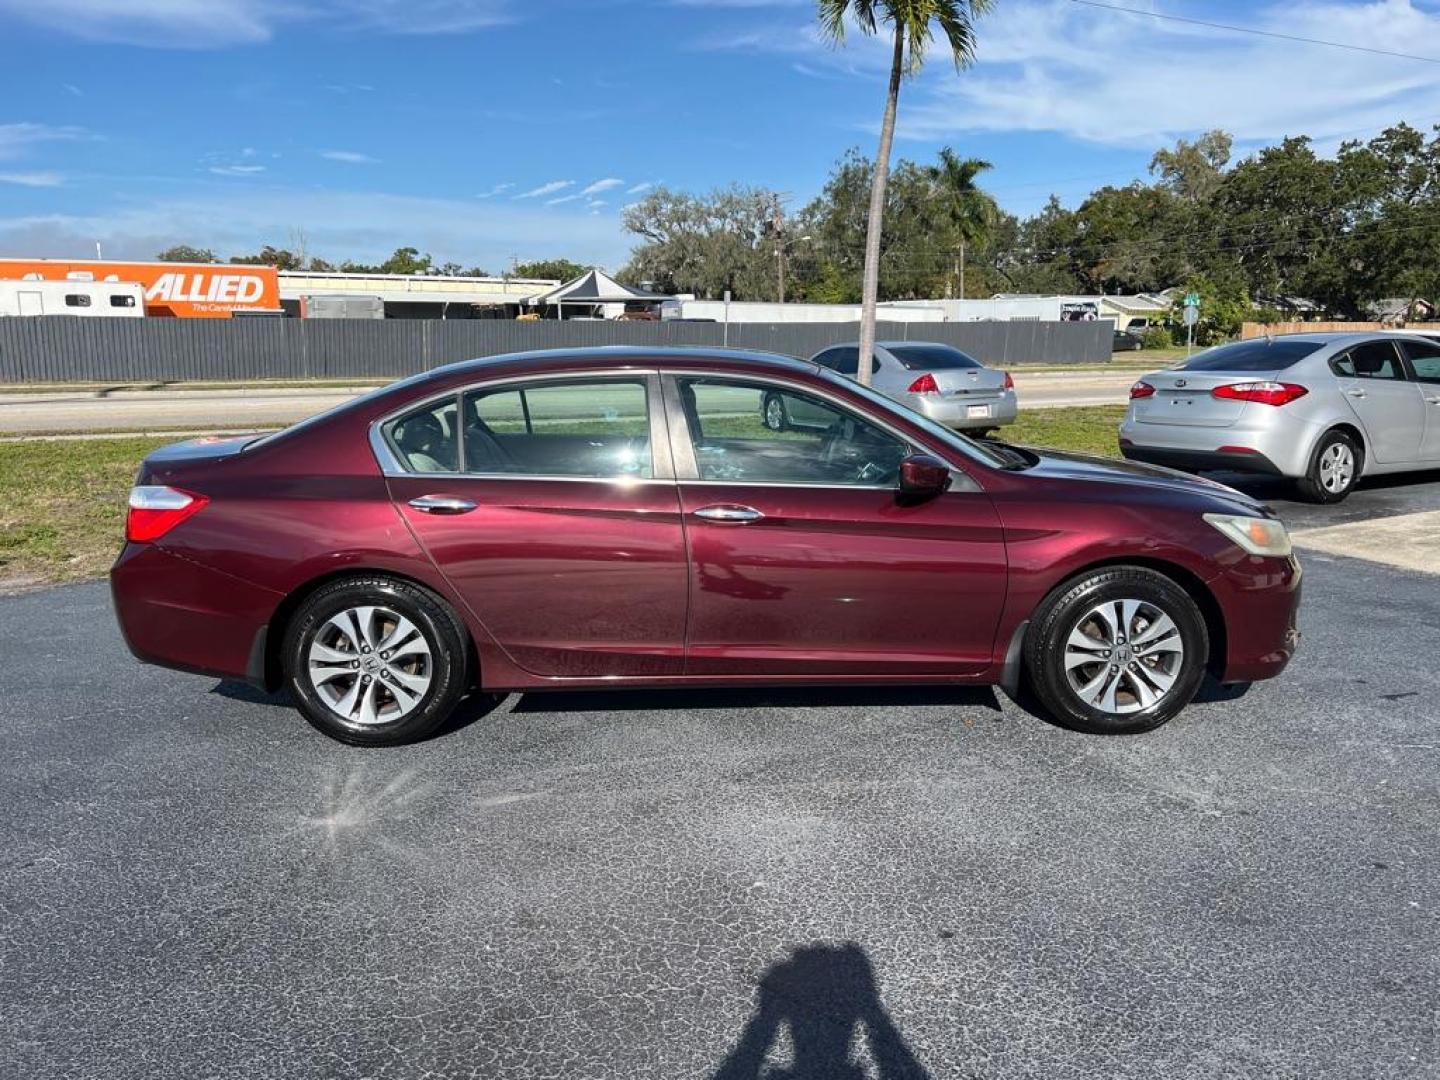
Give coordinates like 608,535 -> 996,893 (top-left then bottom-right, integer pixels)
111,543 -> 282,685
1121,444 -> 1285,477
914,390 -> 1018,430
1210,554 -> 1303,683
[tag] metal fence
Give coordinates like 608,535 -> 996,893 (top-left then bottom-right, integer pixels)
0,317 -> 1111,383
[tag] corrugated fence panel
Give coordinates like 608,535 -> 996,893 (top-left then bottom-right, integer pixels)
0,316 -> 1111,383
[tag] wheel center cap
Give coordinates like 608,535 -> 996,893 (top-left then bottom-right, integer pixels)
1115,645 -> 1134,665
362,655 -> 383,674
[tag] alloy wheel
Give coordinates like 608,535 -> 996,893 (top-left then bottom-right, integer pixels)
764,396 -> 786,430
1318,442 -> 1355,493
1062,598 -> 1186,715
306,605 -> 433,726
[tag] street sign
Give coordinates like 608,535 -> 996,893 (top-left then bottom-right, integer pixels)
1183,305 -> 1199,327
1184,292 -> 1200,308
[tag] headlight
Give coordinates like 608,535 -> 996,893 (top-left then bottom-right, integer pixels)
1203,513 -> 1293,557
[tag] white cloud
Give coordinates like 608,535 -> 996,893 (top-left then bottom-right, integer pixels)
580,178 -> 625,196
209,164 -> 266,176
62,83 -> 83,97
321,150 -> 380,164
0,123 -> 86,161
0,172 -> 64,188
626,182 -> 654,195
546,194 -> 582,205
0,187 -> 629,270
476,182 -> 513,198
516,179 -> 573,199
0,0 -> 517,48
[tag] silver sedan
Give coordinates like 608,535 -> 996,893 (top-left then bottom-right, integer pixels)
785,341 -> 1018,433
1120,332 -> 1440,502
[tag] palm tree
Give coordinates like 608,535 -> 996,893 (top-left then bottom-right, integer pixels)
927,148 -> 997,299
818,0 -> 993,384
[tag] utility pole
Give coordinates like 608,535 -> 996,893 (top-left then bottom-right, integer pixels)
773,194 -> 787,305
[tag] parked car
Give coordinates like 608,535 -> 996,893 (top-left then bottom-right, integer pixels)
1113,329 -> 1145,352
112,347 -> 1300,746
1120,332 -> 1440,503
799,342 -> 1016,433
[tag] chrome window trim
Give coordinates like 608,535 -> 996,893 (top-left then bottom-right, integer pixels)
369,369 -> 670,482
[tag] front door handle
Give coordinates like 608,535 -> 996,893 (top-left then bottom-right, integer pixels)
693,504 -> 764,523
1347,388 -> 1367,399
408,495 -> 477,515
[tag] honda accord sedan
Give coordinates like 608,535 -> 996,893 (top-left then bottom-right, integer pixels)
112,347 -> 1300,746
1121,332 -> 1440,503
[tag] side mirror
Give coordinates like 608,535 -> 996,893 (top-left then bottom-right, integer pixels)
898,453 -> 952,500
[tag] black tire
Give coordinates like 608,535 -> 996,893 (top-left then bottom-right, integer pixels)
1295,429 -> 1361,504
1024,566 -> 1209,735
282,575 -> 470,746
761,392 -> 790,432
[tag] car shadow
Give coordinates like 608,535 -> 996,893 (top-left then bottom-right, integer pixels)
208,680 -> 505,743
711,942 -> 931,1080
509,683 -> 1003,716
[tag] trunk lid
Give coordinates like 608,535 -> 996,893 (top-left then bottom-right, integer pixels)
1132,369 -> 1279,429
136,433 -> 257,483
928,366 -> 1008,399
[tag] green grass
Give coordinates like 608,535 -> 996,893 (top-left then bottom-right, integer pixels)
0,436 -> 170,589
1000,405 -> 1127,459
0,405 -> 1130,590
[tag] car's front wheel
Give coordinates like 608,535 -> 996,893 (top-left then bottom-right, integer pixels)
283,575 -> 471,746
1024,567 -> 1209,735
761,392 -> 790,432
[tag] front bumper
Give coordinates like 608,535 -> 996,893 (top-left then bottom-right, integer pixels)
1210,554 -> 1303,684
913,390 -> 1018,430
111,543 -> 283,685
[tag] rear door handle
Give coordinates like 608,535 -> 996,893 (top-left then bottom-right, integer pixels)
408,495 -> 477,515
693,504 -> 764,523
1346,388 -> 1367,399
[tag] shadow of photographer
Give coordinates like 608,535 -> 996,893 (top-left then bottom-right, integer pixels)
713,942 -> 930,1080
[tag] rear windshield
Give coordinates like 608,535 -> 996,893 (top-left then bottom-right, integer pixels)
884,344 -> 983,371
1180,339 -> 1322,372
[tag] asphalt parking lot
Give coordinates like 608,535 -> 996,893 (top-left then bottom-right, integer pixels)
3,479 -> 1438,1080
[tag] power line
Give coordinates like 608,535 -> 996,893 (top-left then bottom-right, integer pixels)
1068,0 -> 1440,65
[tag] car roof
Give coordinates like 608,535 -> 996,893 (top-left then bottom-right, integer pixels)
423,345 -> 819,383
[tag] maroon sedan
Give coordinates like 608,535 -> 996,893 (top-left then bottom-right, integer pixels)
112,348 -> 1301,745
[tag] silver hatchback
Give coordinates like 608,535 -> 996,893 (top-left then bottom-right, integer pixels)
789,341 -> 1018,433
1120,332 -> 1440,502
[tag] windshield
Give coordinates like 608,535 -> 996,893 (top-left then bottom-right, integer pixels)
818,369 -> 1011,468
1180,339 -> 1322,372
884,344 -> 983,370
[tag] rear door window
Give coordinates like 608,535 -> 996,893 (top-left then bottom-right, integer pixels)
384,399 -> 460,474
1332,340 -> 1406,381
461,379 -> 653,478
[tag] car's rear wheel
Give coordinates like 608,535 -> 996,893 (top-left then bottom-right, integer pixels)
283,575 -> 470,746
1297,429 -> 1360,503
761,392 -> 790,432
1025,567 -> 1209,735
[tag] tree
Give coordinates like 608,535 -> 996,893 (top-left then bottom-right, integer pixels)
156,245 -> 217,263
925,148 -> 997,298
620,185 -> 783,299
816,0 -> 993,384
230,245 -> 304,270
512,258 -> 587,282
1149,131 -> 1232,203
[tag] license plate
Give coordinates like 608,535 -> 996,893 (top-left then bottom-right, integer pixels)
967,404 -> 991,419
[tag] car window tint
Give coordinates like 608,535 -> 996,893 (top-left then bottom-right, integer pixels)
1341,341 -> 1405,381
826,347 -> 861,376
461,379 -> 652,478
1401,339 -> 1440,382
883,344 -> 983,370
384,399 -> 460,474
1181,339 -> 1321,371
678,377 -> 908,486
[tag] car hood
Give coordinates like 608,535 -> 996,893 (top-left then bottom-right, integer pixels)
1013,447 -> 1273,516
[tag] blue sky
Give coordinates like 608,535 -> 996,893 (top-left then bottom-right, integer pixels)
3,0 -> 1440,271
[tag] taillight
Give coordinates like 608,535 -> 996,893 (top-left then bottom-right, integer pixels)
907,373 -> 940,394
126,486 -> 209,543
1002,370 -> 1014,391
1212,382 -> 1309,407
1130,381 -> 1156,399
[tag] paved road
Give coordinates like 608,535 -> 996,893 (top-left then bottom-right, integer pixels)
0,371 -> 1140,433
2,554 -> 1437,1078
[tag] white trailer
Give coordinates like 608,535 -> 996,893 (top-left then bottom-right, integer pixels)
0,278 -> 146,318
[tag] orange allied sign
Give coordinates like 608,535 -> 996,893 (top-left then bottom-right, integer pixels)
0,258 -> 281,318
